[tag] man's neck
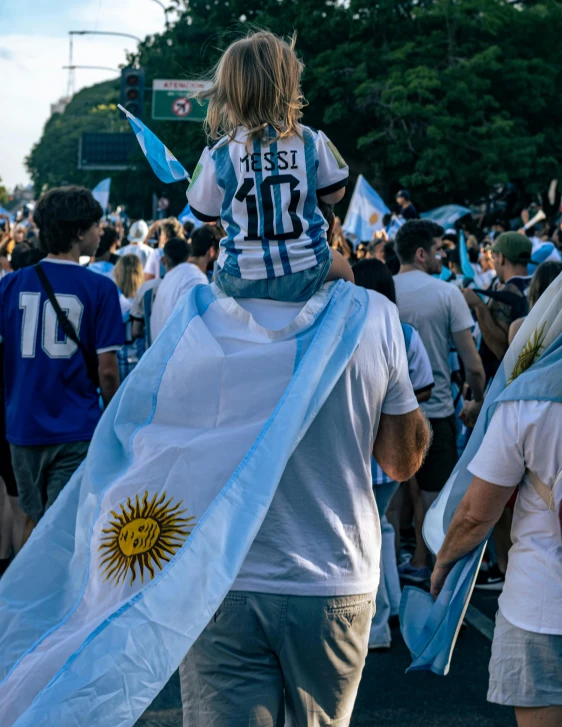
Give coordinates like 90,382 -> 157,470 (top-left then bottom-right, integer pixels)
188,257 -> 207,274
503,264 -> 529,282
399,262 -> 426,275
47,247 -> 81,263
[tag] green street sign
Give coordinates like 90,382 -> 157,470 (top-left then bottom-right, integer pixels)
152,80 -> 211,122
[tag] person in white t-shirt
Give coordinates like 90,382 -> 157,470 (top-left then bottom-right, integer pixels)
179,203 -> 431,727
432,399 -> 562,726
187,31 -> 353,302
393,219 -> 486,580
116,220 -> 153,267
150,234 -> 214,341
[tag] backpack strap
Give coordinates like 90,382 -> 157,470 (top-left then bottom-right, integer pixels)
34,263 -> 99,388
525,469 -> 562,511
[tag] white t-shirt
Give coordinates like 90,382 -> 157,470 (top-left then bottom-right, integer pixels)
187,125 -> 349,281
150,263 -> 208,340
394,271 -> 474,418
117,243 -> 153,268
468,400 -> 562,634
233,289 -> 419,596
144,248 -> 164,279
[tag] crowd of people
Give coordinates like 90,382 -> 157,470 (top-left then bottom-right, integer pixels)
1,28 -> 562,727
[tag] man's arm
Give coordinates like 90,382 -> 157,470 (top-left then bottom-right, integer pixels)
431,476 -> 516,599
98,351 -> 120,408
373,409 -> 431,483
462,289 -> 509,361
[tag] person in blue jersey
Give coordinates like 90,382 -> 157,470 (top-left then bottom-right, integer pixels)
0,186 -> 123,544
353,259 -> 434,650
187,30 -> 354,301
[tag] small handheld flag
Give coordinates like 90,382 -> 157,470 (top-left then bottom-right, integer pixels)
342,175 -> 390,243
118,104 -> 190,184
458,230 -> 475,281
91,178 -> 111,214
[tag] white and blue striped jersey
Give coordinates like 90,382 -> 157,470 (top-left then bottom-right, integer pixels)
372,323 -> 434,485
187,125 -> 349,281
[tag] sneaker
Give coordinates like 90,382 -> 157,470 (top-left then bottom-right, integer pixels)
474,564 -> 505,591
398,560 -> 431,583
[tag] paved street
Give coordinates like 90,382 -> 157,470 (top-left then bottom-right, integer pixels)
139,588 -> 515,727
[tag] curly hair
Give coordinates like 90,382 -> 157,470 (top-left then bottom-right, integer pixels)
33,186 -> 102,255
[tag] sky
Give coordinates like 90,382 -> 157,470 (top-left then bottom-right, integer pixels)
0,0 -> 170,189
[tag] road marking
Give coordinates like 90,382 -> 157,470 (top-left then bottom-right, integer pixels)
465,604 -> 495,641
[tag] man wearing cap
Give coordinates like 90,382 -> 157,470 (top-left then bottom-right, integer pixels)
396,190 -> 418,220
462,232 -> 533,384
117,220 -> 153,267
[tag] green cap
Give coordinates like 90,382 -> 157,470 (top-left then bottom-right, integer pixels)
491,232 -> 532,264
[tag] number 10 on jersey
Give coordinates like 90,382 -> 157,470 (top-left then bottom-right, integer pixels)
234,174 -> 303,242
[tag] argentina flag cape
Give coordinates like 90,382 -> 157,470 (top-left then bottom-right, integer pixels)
401,272 -> 562,675
0,280 -> 368,726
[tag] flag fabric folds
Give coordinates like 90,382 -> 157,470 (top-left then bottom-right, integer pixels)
178,203 -> 203,229
342,175 -> 390,242
0,281 -> 368,727
401,272 -> 562,675
119,105 -> 190,184
420,204 -> 471,229
92,178 -> 111,214
458,230 -> 475,281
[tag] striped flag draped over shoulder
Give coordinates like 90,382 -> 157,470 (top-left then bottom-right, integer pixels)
0,281 -> 368,727
401,272 -> 562,675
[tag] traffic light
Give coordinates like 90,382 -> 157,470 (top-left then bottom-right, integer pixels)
120,67 -> 145,119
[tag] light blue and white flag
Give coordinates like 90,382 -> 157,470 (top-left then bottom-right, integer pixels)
421,204 -> 471,229
119,104 -> 190,184
529,241 -> 562,275
458,229 -> 475,281
385,215 -> 405,240
342,175 -> 390,242
178,202 -> 203,229
401,271 -> 562,675
0,280 -> 367,727
92,178 -> 111,214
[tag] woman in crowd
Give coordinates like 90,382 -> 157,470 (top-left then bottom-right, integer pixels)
353,258 -> 434,650
113,254 -> 146,381
144,217 -> 185,282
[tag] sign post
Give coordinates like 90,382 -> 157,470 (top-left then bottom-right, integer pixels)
152,80 -> 212,121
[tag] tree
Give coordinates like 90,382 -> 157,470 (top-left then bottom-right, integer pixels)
26,0 -> 562,214
0,177 -> 8,208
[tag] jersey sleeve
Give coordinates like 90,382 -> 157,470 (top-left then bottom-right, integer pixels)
407,327 -> 435,394
315,130 -> 349,196
186,147 -> 223,222
95,278 -> 125,354
381,303 -> 419,416
468,401 -> 525,487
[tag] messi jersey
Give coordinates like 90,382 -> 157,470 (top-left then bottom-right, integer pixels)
187,125 -> 349,281
0,260 -> 124,446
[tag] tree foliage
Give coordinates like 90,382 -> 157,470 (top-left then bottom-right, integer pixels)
27,0 -> 562,216
0,177 -> 8,208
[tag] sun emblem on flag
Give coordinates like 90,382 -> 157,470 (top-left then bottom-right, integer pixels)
508,322 -> 547,384
369,213 -> 379,224
99,491 -> 195,587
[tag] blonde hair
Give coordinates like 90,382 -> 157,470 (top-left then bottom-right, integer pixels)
114,254 -> 144,299
201,30 -> 305,145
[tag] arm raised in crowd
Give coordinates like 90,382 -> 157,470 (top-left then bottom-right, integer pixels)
373,409 -> 431,483
98,352 -> 120,408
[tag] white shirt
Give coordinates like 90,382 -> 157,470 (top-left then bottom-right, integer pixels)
468,400 -> 562,634
233,289 -> 419,596
144,248 -> 164,279
394,271 -> 474,418
117,243 -> 153,267
187,125 -> 349,281
402,323 -> 434,395
150,263 -> 208,340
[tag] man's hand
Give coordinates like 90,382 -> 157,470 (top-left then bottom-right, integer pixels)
430,562 -> 454,600
459,399 -> 483,429
461,288 -> 484,311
